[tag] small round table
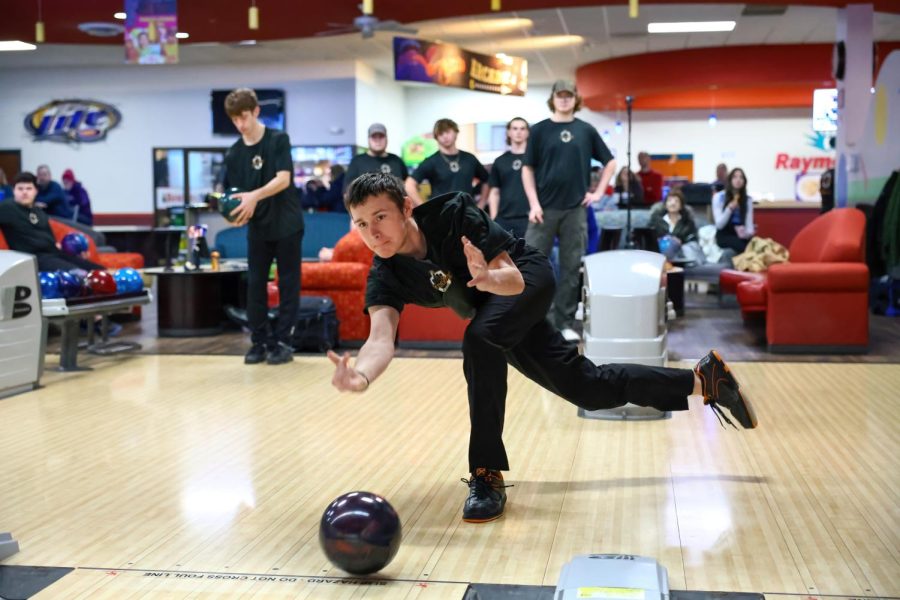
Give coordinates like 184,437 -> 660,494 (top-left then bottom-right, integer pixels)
144,263 -> 247,337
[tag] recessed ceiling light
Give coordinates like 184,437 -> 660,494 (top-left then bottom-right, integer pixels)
648,21 -> 736,33
238,39 -> 257,45
114,12 -> 126,20
175,32 -> 189,39
0,40 -> 37,51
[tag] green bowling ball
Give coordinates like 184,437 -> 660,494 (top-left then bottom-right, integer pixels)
218,188 -> 244,223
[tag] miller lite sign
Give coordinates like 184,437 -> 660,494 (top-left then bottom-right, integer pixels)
24,99 -> 121,143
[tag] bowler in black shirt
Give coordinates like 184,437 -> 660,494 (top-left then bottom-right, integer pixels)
326,172 -> 759,525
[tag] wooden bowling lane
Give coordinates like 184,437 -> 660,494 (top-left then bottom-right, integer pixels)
1,355 -> 898,598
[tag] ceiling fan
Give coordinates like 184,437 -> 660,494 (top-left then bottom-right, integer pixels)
316,1 -> 417,39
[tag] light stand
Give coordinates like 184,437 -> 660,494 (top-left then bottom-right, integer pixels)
624,95 -> 636,249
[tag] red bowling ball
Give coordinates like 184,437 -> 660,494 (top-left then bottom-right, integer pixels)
84,269 -> 117,295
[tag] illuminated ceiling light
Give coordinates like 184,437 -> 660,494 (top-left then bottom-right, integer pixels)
629,0 -> 639,18
708,113 -> 718,127
474,34 -> 583,51
418,18 -> 533,38
0,40 -> 38,51
648,21 -> 735,33
491,0 -> 501,10
114,12 -> 126,20
248,1 -> 259,30
35,0 -> 45,43
238,39 -> 257,45
175,32 -> 189,39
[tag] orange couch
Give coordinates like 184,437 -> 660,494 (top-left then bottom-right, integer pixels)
269,229 -> 374,342
0,218 -> 144,270
267,229 -> 470,345
722,208 -> 869,352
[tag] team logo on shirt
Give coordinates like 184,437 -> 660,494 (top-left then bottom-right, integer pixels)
560,130 -> 573,143
29,212 -> 39,225
512,159 -> 522,170
429,269 -> 452,293
448,161 -> 461,173
252,155 -> 264,170
380,163 -> 392,174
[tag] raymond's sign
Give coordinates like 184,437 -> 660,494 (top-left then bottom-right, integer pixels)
24,99 -> 121,143
393,37 -> 527,96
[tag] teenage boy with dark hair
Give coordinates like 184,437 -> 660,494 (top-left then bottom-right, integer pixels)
223,87 -> 304,366
0,171 -> 103,272
487,117 -> 530,239
344,123 -> 409,192
405,118 -> 489,205
522,80 -> 617,343
327,172 -> 758,524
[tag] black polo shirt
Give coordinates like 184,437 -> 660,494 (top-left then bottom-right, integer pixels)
364,192 -> 518,319
0,201 -> 58,255
523,118 -> 614,210
411,150 -> 489,198
224,127 -> 304,241
488,151 -> 529,220
344,153 -> 409,192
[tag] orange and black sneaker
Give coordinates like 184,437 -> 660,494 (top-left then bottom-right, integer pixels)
695,350 -> 758,429
461,469 -> 510,523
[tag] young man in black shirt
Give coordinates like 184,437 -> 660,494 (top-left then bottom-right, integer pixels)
344,123 -> 409,193
327,172 -> 758,524
0,171 -> 102,272
223,88 -> 304,366
522,80 -> 617,343
405,118 -> 489,205
487,117 -> 530,239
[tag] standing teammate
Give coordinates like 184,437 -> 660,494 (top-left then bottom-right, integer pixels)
223,88 -> 304,366
344,123 -> 409,192
328,172 -> 758,524
487,118 -> 530,239
522,80 -> 617,342
405,118 -> 489,206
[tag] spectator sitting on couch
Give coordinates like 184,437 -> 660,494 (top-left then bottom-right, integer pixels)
0,168 -> 12,201
0,172 -> 103,272
35,165 -> 74,219
712,167 -> 755,253
649,188 -> 698,244
61,169 -> 94,225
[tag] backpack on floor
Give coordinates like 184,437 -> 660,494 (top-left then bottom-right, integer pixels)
290,295 -> 340,352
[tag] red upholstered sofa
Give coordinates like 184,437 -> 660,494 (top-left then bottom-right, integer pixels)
267,228 -> 469,345
269,229 -> 374,342
720,208 -> 869,352
0,218 -> 144,270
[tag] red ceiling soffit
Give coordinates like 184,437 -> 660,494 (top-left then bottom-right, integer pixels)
577,43 -> 900,110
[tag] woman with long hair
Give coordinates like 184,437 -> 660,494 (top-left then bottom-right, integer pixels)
712,167 -> 754,252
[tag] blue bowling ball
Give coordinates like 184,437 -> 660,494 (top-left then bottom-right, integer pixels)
60,232 -> 90,256
39,271 -> 62,299
114,267 -> 143,293
56,270 -> 83,298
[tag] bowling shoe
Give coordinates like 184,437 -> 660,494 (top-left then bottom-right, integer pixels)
461,468 -> 509,523
694,350 -> 758,429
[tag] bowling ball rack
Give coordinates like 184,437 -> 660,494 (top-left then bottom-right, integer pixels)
41,290 -> 152,371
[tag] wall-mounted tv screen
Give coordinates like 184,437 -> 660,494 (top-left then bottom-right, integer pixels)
211,89 -> 285,135
812,88 -> 838,133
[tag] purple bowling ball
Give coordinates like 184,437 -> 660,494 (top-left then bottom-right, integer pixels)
60,232 -> 89,256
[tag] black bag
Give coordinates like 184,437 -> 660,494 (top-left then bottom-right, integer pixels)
222,295 -> 339,352
291,295 -> 340,352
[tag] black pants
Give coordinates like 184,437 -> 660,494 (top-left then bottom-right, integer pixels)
716,226 -> 749,254
462,246 -> 694,472
36,251 -> 104,272
247,231 -> 302,347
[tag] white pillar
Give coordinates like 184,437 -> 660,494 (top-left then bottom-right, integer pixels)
834,4 -> 874,207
